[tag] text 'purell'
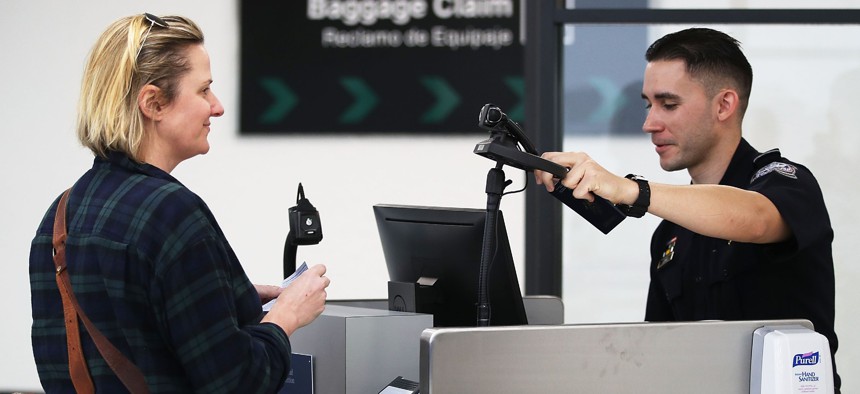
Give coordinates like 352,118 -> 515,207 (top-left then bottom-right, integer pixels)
792,352 -> 819,367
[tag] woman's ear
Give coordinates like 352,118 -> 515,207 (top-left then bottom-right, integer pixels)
138,84 -> 163,120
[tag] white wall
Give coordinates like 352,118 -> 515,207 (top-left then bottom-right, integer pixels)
1,1 -> 856,391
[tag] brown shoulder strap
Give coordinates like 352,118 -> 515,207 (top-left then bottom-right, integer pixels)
52,188 -> 150,394
53,189 -> 94,393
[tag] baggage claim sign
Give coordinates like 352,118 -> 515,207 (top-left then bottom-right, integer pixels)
240,0 -> 524,134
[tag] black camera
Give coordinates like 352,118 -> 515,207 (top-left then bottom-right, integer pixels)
473,104 -> 626,234
284,183 -> 322,276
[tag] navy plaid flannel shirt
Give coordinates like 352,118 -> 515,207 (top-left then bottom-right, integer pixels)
30,151 -> 291,393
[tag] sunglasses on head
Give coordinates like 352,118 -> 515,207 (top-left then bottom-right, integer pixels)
136,13 -> 170,60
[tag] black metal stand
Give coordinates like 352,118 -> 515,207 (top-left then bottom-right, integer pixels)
477,161 -> 512,327
284,233 -> 298,278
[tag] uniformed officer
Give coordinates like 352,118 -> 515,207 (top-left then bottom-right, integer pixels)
534,27 -> 840,392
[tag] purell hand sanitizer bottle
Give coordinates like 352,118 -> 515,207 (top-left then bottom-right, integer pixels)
751,325 -> 834,394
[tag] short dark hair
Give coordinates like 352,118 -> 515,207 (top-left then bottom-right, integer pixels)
645,28 -> 753,116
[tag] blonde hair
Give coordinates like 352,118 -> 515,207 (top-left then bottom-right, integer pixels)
76,14 -> 204,160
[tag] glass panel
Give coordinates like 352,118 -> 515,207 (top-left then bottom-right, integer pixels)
562,24 -> 648,136
566,0 -> 860,9
560,24 -> 860,328
565,0 -> 647,10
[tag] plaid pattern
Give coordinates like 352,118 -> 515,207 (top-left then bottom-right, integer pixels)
30,152 -> 291,393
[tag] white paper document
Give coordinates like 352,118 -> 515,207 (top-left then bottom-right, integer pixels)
262,262 -> 309,312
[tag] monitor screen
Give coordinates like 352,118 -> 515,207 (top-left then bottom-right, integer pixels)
373,204 -> 527,327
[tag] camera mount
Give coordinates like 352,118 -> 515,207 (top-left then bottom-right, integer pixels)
470,104 -> 626,325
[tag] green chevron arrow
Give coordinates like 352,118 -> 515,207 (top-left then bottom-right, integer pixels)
420,76 -> 460,124
504,76 -> 525,122
258,78 -> 298,124
588,76 -> 625,124
339,77 -> 378,124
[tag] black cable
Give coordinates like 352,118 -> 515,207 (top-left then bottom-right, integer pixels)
502,172 -> 529,196
501,143 -> 532,197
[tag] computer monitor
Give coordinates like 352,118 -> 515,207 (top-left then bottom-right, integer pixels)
373,204 -> 528,327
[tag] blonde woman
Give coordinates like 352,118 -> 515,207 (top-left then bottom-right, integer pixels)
30,13 -> 329,392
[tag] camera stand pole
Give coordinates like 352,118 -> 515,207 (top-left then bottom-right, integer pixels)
284,233 -> 298,278
477,160 -> 511,327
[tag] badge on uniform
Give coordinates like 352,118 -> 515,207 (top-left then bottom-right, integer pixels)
657,236 -> 676,270
750,161 -> 798,183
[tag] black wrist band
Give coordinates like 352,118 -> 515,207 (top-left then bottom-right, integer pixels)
619,174 -> 650,218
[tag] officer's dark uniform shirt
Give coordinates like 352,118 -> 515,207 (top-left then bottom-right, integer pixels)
644,138 -> 840,390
